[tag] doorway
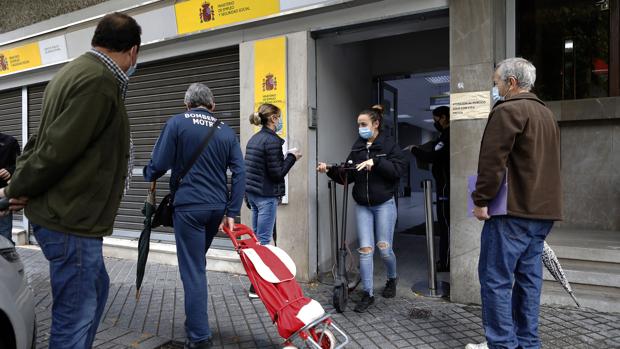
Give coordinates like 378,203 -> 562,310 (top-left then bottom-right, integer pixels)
377,71 -> 451,295
314,13 -> 450,297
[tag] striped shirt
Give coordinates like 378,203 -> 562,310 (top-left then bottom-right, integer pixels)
89,48 -> 133,195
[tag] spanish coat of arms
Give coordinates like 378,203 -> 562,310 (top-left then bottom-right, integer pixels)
0,54 -> 8,71
262,73 -> 277,91
199,2 -> 215,23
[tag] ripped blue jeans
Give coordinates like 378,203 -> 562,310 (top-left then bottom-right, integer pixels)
355,198 -> 398,296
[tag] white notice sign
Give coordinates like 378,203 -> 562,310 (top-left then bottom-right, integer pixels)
39,36 -> 68,65
450,91 -> 491,120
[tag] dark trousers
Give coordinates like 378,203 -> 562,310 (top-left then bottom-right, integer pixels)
173,209 -> 224,342
436,198 -> 450,268
0,212 -> 13,244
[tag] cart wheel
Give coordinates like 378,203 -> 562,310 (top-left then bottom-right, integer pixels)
315,329 -> 336,349
332,285 -> 348,313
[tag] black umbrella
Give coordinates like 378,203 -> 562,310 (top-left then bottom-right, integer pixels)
136,185 -> 156,300
543,241 -> 580,308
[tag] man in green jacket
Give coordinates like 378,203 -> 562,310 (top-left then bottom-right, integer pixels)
0,13 -> 141,348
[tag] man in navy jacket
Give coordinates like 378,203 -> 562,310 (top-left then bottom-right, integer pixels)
144,83 -> 245,349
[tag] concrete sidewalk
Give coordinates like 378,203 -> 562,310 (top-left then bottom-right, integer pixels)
18,246 -> 620,349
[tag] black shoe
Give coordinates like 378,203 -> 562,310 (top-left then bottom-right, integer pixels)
248,284 -> 259,299
184,338 -> 213,349
354,292 -> 375,313
382,277 -> 398,298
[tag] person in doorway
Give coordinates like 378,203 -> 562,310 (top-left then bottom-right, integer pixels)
317,105 -> 408,313
404,106 -> 450,272
144,83 -> 245,349
0,132 -> 20,244
0,13 -> 141,348
244,103 -> 302,297
466,58 -> 562,349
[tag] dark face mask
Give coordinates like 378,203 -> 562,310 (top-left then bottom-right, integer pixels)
433,121 -> 443,132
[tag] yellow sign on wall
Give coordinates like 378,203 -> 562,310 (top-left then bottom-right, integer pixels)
0,42 -> 42,75
254,36 -> 287,138
175,0 -> 280,35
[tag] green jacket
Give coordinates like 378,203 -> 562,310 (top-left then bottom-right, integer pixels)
6,53 -> 130,237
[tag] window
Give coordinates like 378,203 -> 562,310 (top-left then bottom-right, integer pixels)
516,0 -> 619,100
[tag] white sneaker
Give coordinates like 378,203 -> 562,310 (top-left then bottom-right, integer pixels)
465,342 -> 488,349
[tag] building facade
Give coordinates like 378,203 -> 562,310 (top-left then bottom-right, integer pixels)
0,0 -> 618,312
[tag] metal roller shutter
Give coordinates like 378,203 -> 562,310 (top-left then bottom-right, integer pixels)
27,83 -> 46,137
26,83 -> 47,242
116,46 -> 240,240
0,88 -> 21,141
0,88 -> 23,225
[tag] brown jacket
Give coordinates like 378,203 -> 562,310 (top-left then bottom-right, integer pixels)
472,92 -> 562,221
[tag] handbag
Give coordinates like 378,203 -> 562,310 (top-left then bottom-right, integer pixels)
152,120 -> 221,228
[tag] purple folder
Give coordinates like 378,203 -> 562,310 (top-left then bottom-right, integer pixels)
467,172 -> 508,217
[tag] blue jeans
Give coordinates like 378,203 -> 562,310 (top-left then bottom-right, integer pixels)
174,209 -> 223,343
479,216 -> 554,349
0,212 -> 13,244
355,198 -> 398,296
32,224 -> 109,349
246,193 -> 278,245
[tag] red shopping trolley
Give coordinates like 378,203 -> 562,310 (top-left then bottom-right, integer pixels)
223,224 -> 349,349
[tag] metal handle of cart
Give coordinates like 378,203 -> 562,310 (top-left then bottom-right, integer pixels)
222,224 -> 256,250
286,312 -> 350,349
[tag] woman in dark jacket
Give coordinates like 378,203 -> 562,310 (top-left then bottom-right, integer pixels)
317,105 -> 407,313
245,103 -> 302,247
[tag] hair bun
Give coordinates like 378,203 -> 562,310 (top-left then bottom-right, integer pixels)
371,104 -> 384,113
249,111 -> 262,125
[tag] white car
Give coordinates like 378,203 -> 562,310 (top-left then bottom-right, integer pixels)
0,235 -> 35,349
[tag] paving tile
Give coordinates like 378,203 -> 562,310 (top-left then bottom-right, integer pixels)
19,247 -> 620,349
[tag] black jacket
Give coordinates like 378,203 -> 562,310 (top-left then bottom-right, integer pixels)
328,132 -> 407,206
245,127 -> 296,197
411,127 -> 450,200
0,133 -> 20,188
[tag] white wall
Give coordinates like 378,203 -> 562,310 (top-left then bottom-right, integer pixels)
316,39 -> 371,274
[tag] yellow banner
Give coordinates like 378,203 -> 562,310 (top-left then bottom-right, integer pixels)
175,0 -> 280,35
0,42 -> 42,75
254,36 -> 287,138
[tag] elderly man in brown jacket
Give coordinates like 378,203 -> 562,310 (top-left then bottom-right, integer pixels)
466,58 -> 562,349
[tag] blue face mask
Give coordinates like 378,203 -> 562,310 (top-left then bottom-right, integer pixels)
275,117 -> 283,133
359,127 -> 373,139
491,86 -> 503,104
126,62 -> 137,77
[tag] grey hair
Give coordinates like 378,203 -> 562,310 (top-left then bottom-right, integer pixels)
495,57 -> 536,91
184,83 -> 214,109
